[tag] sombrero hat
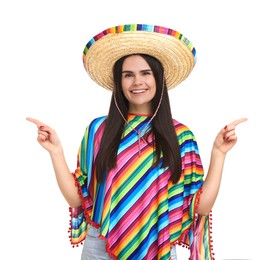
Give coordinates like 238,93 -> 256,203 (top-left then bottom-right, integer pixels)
83,24 -> 197,91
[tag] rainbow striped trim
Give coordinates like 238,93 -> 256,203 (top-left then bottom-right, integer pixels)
83,24 -> 196,63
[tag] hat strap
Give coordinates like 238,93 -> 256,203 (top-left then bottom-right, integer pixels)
113,83 -> 164,156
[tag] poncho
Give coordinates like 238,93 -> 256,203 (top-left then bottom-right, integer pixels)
69,114 -> 214,259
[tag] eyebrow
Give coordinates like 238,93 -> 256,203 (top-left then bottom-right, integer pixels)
122,69 -> 152,74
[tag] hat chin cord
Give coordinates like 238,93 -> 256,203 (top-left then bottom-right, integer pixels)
113,83 -> 164,156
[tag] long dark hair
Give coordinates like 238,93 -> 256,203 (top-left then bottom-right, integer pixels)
95,54 -> 181,183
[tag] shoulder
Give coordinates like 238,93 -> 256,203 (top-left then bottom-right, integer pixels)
172,118 -> 197,143
83,116 -> 107,138
89,115 -> 107,128
172,118 -> 194,135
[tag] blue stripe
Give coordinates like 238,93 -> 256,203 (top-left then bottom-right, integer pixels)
86,116 -> 106,186
109,155 -> 156,228
93,181 -> 106,223
118,117 -> 151,154
119,212 -> 158,259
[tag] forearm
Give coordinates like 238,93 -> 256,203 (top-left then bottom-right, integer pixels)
197,149 -> 226,215
196,118 -> 247,215
50,148 -> 81,208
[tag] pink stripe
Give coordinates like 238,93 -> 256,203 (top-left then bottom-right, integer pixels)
109,172 -> 170,247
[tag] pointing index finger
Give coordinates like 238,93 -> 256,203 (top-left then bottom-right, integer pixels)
26,117 -> 44,127
230,118 -> 248,127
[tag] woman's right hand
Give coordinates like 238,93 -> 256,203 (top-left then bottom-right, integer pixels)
26,117 -> 62,154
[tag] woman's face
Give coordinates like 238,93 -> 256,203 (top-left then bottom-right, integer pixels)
121,55 -> 156,114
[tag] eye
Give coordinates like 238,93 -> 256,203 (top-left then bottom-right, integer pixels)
142,71 -> 152,76
123,73 -> 133,78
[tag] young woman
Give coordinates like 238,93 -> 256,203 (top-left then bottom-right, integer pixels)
27,24 -> 247,260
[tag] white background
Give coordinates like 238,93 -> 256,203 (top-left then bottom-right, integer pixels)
0,0 -> 271,259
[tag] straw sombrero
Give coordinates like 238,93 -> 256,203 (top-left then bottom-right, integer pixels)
83,24 -> 197,91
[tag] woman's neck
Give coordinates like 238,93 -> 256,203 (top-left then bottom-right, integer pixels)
128,104 -> 152,115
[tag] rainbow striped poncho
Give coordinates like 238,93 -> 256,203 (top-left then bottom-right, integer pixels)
69,114 -> 214,259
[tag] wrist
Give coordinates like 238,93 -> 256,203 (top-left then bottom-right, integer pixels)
49,146 -> 64,158
211,147 -> 226,159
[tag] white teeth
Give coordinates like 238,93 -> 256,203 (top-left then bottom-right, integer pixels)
131,90 -> 146,94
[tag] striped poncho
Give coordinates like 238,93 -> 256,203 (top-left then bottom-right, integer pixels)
69,114 -> 214,259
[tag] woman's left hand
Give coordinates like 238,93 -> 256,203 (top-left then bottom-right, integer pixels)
213,118 -> 247,155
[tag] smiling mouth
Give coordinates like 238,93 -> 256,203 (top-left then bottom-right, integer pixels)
131,89 -> 147,94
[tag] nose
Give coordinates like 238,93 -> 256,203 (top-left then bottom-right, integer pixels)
133,74 -> 143,86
